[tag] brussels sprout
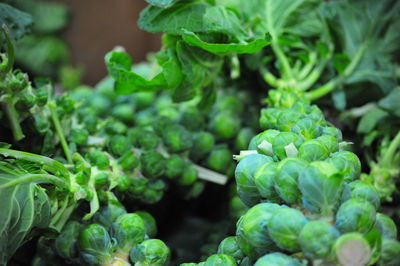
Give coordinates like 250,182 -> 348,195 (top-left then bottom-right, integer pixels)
79,224 -> 114,265
248,129 -> 280,156
96,76 -> 118,101
34,86 -> 49,106
272,132 -> 303,160
206,145 -> 233,173
116,175 -> 132,192
235,154 -> 274,206
235,128 -> 255,152
104,120 -> 128,135
160,107 -> 180,121
326,151 -> 361,181
70,128 -> 89,146
315,135 -> 339,154
118,151 -> 139,171
94,172 -> 110,189
112,104 -> 134,122
136,211 -> 157,238
179,164 -> 198,186
378,238 -> 400,266
254,252 -> 305,266
93,202 -> 127,230
179,106 -> 205,131
298,221 -> 339,259
130,239 -> 170,266
374,213 -> 397,239
346,181 -> 380,209
55,221 -> 82,259
140,151 -> 166,178
80,108 -> 98,134
190,131 -> 215,160
142,180 -> 165,204
214,95 -> 243,114
135,109 -> 157,126
259,108 -> 283,129
298,140 -> 329,161
298,161 -> 343,215
275,158 -> 308,205
131,91 -> 155,110
129,177 -> 149,196
127,128 -> 160,150
203,254 -> 236,266
291,118 -> 320,140
268,208 -> 308,252
107,135 -> 130,157
89,94 -> 111,115
335,198 -> 376,234
16,90 -> 35,111
160,124 -> 192,153
111,213 -> 146,253
276,110 -> 303,131
57,94 -> 76,116
306,105 -> 325,125
291,101 -> 309,114
322,126 -> 343,141
217,236 -> 244,263
236,203 -> 282,258
34,114 -> 51,134
165,154 -> 186,179
209,111 -> 240,140
333,233 -> 371,266
254,162 -> 280,201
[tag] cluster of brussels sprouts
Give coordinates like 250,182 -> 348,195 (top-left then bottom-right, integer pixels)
32,202 -> 171,266
181,89 -> 400,265
58,74 -> 261,203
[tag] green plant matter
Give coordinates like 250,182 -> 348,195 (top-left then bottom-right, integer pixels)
2,0 -> 400,265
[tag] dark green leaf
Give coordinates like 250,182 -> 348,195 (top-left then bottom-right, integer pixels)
357,108 -> 388,134
145,0 -> 179,8
378,87 -> 400,117
0,3 -> 32,41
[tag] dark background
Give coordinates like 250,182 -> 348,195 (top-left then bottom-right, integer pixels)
55,0 -> 161,85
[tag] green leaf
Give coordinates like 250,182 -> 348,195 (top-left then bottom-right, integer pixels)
323,0 -> 400,92
145,0 -> 179,8
138,2 -> 247,41
0,181 -> 51,265
30,2 -> 69,34
182,30 -> 270,55
357,108 -> 388,134
378,87 -> 400,117
332,89 -> 346,111
105,50 -> 182,94
298,162 -> 344,216
172,41 -> 223,101
0,3 -> 32,41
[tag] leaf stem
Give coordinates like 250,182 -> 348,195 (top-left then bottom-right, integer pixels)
271,40 -> 294,81
307,43 -> 368,101
4,100 -> 25,141
0,173 -> 68,190
49,102 -> 72,163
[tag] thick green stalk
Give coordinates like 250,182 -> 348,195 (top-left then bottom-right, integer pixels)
4,100 -> 24,141
49,102 -> 72,163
